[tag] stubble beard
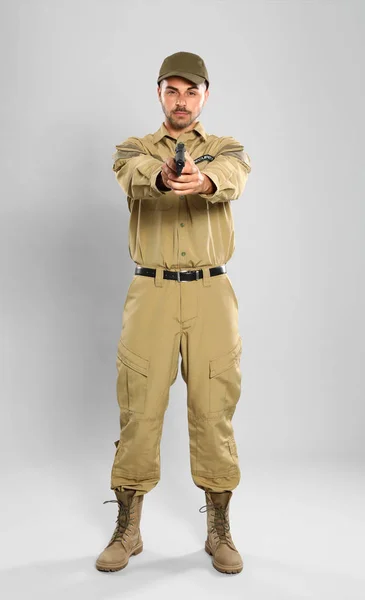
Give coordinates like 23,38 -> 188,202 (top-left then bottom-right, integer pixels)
164,107 -> 200,130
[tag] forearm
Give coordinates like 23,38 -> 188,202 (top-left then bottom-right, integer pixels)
113,138 -> 169,200
114,154 -> 166,200
199,153 -> 251,203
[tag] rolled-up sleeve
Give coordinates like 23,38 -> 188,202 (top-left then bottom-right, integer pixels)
112,137 -> 165,200
199,137 -> 251,203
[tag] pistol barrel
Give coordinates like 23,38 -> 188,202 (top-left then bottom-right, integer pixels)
175,142 -> 185,177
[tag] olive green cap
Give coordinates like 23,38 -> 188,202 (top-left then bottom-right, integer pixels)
157,51 -> 209,87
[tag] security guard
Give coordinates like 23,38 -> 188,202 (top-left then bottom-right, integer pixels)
96,51 -> 251,575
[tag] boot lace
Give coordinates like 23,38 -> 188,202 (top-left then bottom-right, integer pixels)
199,502 -> 230,541
103,499 -> 134,545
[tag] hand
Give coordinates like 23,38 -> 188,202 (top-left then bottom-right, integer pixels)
160,150 -> 215,196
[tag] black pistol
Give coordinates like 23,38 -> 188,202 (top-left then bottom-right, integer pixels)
175,143 -> 185,177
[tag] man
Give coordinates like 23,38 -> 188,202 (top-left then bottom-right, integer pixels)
95,51 -> 251,575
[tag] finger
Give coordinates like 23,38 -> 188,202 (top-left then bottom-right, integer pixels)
166,157 -> 177,172
171,188 -> 196,196
184,150 -> 196,166
167,180 -> 199,191
162,163 -> 177,178
167,173 -> 197,183
182,156 -> 198,175
166,156 -> 176,171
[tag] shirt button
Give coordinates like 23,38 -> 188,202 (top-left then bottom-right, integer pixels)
179,195 -> 185,199
180,222 -> 185,227
181,251 -> 186,256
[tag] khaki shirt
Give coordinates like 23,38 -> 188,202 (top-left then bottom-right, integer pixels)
112,121 -> 251,270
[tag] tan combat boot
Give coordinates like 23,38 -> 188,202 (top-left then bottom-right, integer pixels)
95,489 -> 144,572
199,490 -> 243,574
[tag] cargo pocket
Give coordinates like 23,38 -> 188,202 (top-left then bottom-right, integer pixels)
227,435 -> 238,458
116,341 -> 149,414
209,337 -> 242,413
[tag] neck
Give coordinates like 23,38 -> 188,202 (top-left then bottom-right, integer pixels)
163,118 -> 199,139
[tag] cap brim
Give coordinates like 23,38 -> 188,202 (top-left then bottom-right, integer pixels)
157,70 -> 206,85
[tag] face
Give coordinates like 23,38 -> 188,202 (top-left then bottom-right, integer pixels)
157,76 -> 209,130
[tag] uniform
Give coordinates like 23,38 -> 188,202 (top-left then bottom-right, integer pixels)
95,51 -> 251,575
110,120 -> 251,496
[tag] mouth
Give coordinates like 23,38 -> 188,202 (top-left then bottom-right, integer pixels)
174,111 -> 189,115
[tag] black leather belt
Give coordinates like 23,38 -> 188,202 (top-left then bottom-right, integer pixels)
135,265 -> 226,282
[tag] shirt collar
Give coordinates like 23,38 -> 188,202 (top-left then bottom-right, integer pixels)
152,121 -> 207,144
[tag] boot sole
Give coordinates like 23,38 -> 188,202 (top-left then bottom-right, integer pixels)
95,542 -> 143,572
205,541 -> 243,574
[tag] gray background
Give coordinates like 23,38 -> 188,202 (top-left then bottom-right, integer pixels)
1,1 -> 364,599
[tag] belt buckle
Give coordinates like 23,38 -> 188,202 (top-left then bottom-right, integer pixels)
176,268 -> 201,282
177,269 -> 190,283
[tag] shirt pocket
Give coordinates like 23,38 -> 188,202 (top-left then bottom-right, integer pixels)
116,341 -> 149,414
141,195 -> 174,210
208,337 -> 242,413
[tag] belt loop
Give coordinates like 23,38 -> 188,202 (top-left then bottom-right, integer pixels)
202,266 -> 211,287
155,267 -> 164,287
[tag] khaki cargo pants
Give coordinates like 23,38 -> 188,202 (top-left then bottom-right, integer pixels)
111,266 -> 242,497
